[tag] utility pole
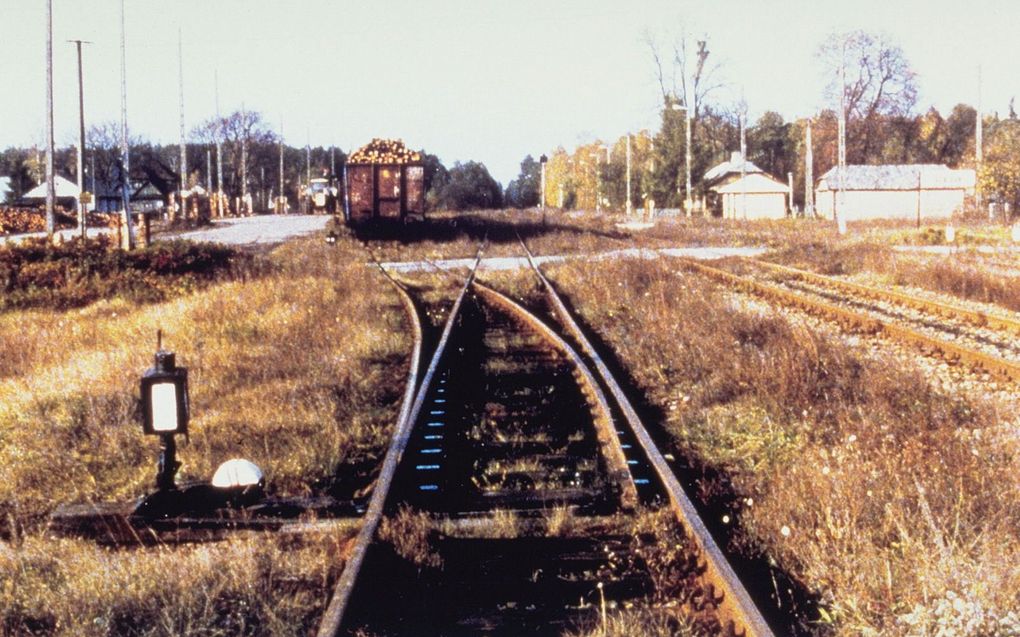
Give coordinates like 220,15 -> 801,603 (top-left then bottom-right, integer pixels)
178,28 -> 187,218
69,39 -> 90,239
214,70 -> 223,217
739,104 -> 747,220
976,64 -> 984,217
45,0 -> 55,239
306,130 -> 311,185
836,49 -> 847,235
330,146 -> 335,178
205,148 -> 212,195
278,120 -> 284,214
684,103 -> 693,216
241,103 -> 248,215
805,121 -> 814,217
787,172 -> 794,216
626,134 -> 632,217
119,0 -> 134,248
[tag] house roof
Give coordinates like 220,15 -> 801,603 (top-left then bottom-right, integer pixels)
23,175 -> 80,199
817,164 -> 976,191
704,151 -> 764,183
712,172 -> 789,194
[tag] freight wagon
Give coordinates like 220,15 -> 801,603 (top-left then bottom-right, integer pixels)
343,138 -> 425,224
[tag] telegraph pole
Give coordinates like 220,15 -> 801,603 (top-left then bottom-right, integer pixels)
45,0 -> 55,239
119,0 -> 134,247
626,134 -> 632,217
836,49 -> 847,234
214,70 -> 223,217
206,148 -> 212,195
278,119 -> 284,214
976,64 -> 984,216
178,28 -> 187,218
805,120 -> 814,217
739,103 -> 747,220
69,39 -> 90,238
684,103 -> 693,216
241,103 -> 248,215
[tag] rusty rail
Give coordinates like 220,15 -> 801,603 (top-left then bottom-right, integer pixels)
519,239 -> 776,637
752,258 -> 1020,335
679,257 -> 1020,385
316,248 -> 483,637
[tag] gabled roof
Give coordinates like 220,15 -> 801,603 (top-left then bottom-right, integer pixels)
22,175 -> 80,199
712,172 -> 789,194
704,151 -> 763,183
817,165 -> 976,191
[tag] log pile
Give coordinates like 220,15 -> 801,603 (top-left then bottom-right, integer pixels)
347,138 -> 421,165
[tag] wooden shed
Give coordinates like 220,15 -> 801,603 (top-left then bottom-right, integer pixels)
344,139 -> 425,224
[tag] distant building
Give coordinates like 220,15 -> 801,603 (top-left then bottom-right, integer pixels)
704,151 -> 789,219
0,176 -> 10,205
815,164 -> 976,221
21,175 -> 80,209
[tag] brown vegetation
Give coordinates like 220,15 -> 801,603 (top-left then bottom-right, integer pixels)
545,256 -> 1020,635
0,232 -> 412,633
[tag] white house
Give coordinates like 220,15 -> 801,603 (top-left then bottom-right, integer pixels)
815,164 -> 975,221
0,176 -> 11,204
22,175 -> 82,208
705,151 -> 789,219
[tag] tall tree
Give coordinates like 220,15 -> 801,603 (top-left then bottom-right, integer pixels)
434,161 -> 502,211
818,30 -> 918,163
504,155 -> 541,208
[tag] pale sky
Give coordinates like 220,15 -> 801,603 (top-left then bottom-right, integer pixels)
1,0 -> 1017,184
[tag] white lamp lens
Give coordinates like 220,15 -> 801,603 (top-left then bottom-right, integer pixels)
150,382 -> 179,431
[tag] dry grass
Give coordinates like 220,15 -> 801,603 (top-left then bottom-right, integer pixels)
0,231 -> 413,632
546,257 -> 1020,636
768,240 -> 1020,313
0,529 -> 355,636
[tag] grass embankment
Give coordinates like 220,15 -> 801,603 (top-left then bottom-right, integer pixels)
0,235 -> 261,312
768,240 -> 1020,313
546,258 -> 1020,636
0,233 -> 411,635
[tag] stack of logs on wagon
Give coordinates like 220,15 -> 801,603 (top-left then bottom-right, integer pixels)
344,138 -> 426,224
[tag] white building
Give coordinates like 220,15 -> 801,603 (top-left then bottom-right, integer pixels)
815,164 -> 975,221
0,176 -> 10,204
704,151 -> 790,219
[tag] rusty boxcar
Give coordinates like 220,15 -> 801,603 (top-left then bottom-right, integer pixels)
343,138 -> 425,224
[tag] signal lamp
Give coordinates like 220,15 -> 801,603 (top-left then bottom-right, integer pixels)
140,334 -> 189,491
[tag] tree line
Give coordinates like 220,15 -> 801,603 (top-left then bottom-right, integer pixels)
506,29 -> 1020,215
1,109 -> 505,212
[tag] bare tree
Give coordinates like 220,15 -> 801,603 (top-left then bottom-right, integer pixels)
646,30 -> 723,135
818,30 -> 918,162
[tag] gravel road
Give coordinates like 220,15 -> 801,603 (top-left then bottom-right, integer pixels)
165,214 -> 330,245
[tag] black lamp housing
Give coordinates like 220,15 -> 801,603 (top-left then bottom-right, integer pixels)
140,350 -> 189,436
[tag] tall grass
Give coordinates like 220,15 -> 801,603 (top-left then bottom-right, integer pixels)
769,240 -> 1020,313
0,233 -> 411,633
546,257 -> 1020,636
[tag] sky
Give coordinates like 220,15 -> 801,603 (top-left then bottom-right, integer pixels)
1,0 -> 1018,185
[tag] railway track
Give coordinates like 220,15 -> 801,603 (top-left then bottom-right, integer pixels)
675,257 -> 1020,385
318,246 -> 775,636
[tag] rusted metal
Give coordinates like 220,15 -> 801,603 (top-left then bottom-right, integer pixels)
519,240 -> 776,637
316,250 -> 479,637
752,258 -> 1020,335
472,281 -> 639,511
679,257 -> 1020,385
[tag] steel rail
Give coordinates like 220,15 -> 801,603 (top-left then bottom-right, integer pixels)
518,238 -> 775,637
316,247 -> 484,637
679,257 -> 1020,385
471,280 -> 639,511
751,258 -> 1020,335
